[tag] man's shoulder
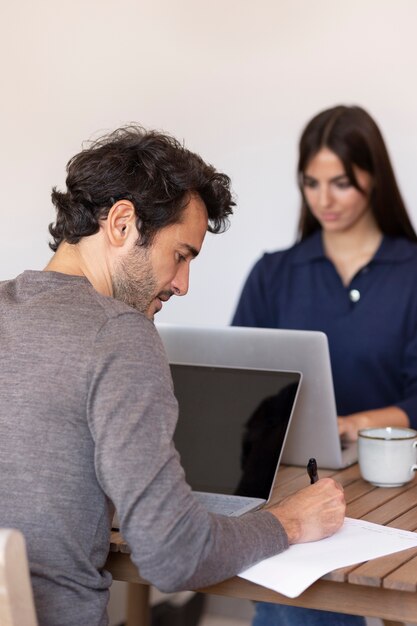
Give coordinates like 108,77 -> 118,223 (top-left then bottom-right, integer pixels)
66,280 -> 159,346
2,270 -> 155,338
89,289 -> 159,343
87,286 -> 142,320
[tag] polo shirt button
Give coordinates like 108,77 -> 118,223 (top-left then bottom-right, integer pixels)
349,289 -> 360,302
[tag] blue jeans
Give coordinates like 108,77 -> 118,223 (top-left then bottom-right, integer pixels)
253,602 -> 367,626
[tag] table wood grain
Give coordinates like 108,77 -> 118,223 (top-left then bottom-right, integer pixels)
107,464 -> 417,624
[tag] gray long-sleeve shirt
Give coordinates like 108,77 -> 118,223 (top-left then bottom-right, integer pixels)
0,271 -> 288,626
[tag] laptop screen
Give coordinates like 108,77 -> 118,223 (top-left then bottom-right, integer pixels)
171,364 -> 301,500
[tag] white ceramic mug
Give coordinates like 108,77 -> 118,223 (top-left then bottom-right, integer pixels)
358,427 -> 417,487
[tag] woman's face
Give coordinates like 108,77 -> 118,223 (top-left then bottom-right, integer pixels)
302,148 -> 374,234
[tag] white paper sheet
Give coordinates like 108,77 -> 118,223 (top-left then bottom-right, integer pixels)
239,517 -> 417,598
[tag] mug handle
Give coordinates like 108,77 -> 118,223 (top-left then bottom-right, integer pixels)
412,441 -> 417,473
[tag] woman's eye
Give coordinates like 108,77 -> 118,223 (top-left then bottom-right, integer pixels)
335,180 -> 351,189
303,179 -> 317,189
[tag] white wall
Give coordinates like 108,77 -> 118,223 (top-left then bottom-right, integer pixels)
2,0 -> 417,326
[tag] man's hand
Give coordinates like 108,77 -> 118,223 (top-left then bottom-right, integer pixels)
269,478 -> 345,544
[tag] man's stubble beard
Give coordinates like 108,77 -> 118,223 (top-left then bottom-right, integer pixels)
112,244 -> 158,316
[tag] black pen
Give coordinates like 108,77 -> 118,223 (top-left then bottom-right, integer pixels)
307,457 -> 319,484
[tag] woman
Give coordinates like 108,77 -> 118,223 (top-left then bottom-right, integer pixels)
232,105 -> 417,625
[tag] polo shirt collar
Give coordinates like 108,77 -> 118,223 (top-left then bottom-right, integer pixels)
373,235 -> 416,263
291,230 -> 416,265
291,231 -> 325,264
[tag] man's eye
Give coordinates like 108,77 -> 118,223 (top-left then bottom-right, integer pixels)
177,253 -> 186,263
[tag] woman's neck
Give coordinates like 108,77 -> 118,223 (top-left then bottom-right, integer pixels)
322,217 -> 383,287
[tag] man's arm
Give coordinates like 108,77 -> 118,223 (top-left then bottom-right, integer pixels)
88,313 -> 345,592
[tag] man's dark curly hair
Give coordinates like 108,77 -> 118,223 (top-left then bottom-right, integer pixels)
49,125 -> 235,251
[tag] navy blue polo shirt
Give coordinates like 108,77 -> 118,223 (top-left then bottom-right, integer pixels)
232,231 -> 417,426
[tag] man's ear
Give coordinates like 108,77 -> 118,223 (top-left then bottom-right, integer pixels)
105,200 -> 137,247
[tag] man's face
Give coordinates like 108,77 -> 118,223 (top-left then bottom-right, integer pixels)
112,194 -> 208,319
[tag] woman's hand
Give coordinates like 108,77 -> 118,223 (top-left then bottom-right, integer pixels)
338,414 -> 370,442
338,406 -> 410,442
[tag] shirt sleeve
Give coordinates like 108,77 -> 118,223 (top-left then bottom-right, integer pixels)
232,255 -> 276,328
86,312 -> 288,592
395,326 -> 417,428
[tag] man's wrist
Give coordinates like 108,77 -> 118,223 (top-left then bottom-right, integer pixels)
271,508 -> 301,544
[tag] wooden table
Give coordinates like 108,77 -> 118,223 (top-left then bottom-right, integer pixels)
106,464 -> 417,625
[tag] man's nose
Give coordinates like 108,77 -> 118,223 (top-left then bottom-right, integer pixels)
172,264 -> 190,296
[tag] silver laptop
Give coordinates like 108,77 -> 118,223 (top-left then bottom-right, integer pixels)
171,363 -> 301,516
157,324 -> 358,470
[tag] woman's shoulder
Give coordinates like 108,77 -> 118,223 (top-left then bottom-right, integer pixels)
259,232 -> 323,268
379,235 -> 417,264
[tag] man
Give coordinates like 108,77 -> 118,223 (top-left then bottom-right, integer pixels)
0,126 -> 345,626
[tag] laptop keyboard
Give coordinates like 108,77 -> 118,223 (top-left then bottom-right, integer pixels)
194,491 -> 260,516
111,493 -> 262,529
